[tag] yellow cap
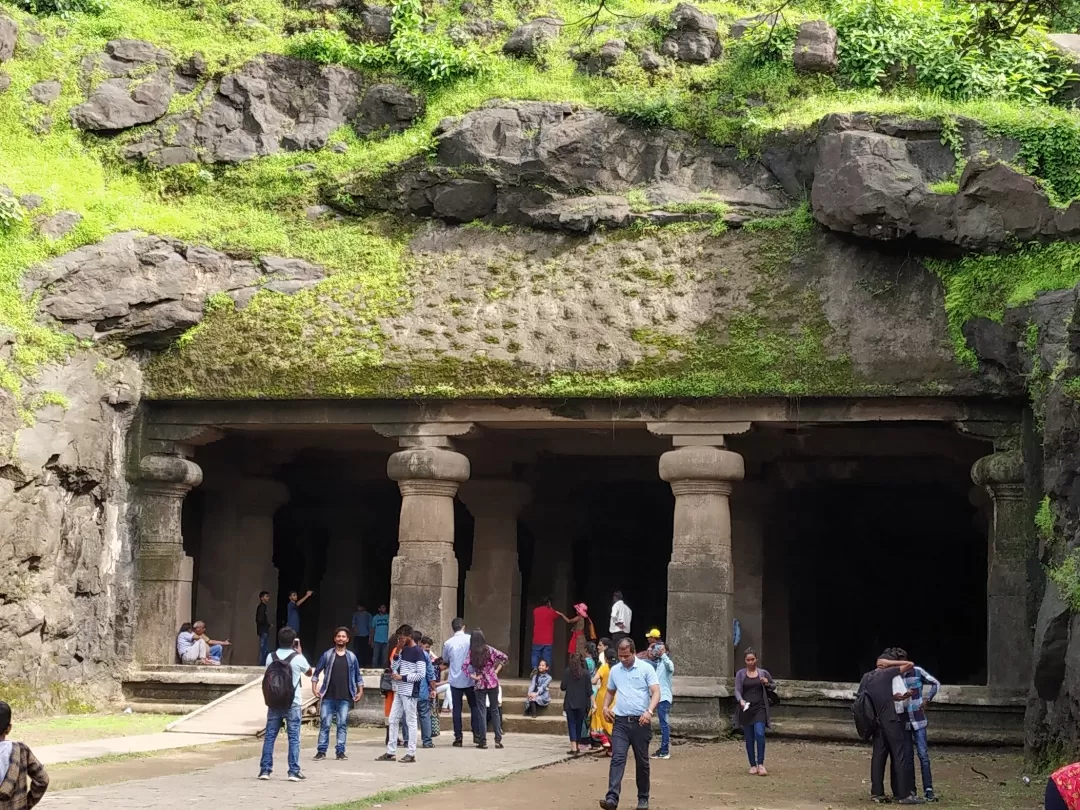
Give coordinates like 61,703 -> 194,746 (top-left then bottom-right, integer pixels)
646,628 -> 662,638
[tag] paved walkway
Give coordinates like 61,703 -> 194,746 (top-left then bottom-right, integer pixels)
34,733 -> 248,766
40,734 -> 570,809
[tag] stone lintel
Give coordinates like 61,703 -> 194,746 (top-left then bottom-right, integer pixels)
146,424 -> 227,446
954,420 -> 1021,452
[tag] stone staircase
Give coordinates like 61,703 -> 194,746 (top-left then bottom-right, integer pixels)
122,665 -> 263,714
496,679 -> 567,735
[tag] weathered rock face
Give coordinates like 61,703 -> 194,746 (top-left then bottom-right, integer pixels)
503,17 -> 561,57
574,39 -> 626,75
343,101 -> 790,229
353,83 -> 425,137
0,15 -> 17,62
793,21 -> 838,74
124,55 -> 370,165
70,39 -> 174,132
29,79 -> 60,105
25,232 -> 325,347
661,3 -> 721,63
0,353 -> 142,707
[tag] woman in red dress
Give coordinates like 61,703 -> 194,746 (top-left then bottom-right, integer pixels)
567,603 -> 592,655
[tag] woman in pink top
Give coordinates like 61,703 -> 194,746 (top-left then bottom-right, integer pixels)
467,629 -> 507,750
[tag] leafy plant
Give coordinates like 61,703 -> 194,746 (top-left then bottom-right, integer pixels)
13,0 -> 106,17
734,17 -> 799,66
0,196 -> 23,233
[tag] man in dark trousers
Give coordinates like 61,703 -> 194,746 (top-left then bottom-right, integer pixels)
256,591 -> 272,666
861,651 -> 920,805
599,638 -> 660,810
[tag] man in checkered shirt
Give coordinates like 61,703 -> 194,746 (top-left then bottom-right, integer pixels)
901,651 -> 941,803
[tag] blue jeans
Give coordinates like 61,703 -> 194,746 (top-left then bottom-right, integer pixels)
744,721 -> 766,766
418,697 -> 432,746
318,698 -> 350,755
912,727 -> 933,794
258,632 -> 270,666
209,644 -> 223,663
260,705 -> 301,775
656,700 -> 671,754
531,644 -> 552,670
372,641 -> 388,668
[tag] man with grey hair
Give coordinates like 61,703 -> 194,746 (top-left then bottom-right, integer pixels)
191,620 -> 229,665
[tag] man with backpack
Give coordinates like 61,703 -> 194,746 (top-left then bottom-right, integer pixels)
855,651 -> 920,805
259,626 -> 313,782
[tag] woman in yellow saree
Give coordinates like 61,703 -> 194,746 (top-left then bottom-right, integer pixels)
590,644 -> 616,754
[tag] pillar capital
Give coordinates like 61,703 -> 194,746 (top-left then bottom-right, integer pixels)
459,479 -> 532,517
659,444 -> 745,485
388,446 -> 470,486
972,450 -> 1024,499
139,453 -> 202,497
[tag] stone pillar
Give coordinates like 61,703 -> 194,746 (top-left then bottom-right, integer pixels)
196,477 -> 289,664
460,480 -> 531,676
731,485 -> 766,665
387,444 -> 470,656
524,505 -> 581,676
135,453 -> 202,667
659,442 -> 744,677
972,450 -> 1033,691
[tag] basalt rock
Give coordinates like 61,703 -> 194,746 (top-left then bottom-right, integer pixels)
29,79 -> 60,104
0,15 -> 16,62
25,231 -> 326,347
354,83 -> 425,138
341,101 -> 790,231
793,20 -> 837,74
70,39 -> 174,131
503,17 -> 561,57
661,3 -> 720,63
574,39 -> 626,75
124,54 -> 369,165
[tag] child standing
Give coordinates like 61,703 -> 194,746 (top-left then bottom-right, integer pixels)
0,701 -> 49,809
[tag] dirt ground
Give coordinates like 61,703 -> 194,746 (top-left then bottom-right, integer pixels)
374,739 -> 1042,810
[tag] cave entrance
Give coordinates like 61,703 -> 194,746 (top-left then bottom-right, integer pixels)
778,478 -> 987,685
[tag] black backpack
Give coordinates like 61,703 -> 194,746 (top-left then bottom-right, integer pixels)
852,687 -> 879,741
263,651 -> 298,710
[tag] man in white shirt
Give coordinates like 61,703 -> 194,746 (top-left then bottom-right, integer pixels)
442,617 -> 481,747
610,591 -> 632,646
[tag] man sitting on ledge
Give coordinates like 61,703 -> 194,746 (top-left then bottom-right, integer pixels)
176,621 -> 229,666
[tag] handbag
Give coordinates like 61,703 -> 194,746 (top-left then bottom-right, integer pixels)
379,670 -> 393,693
766,683 -> 781,707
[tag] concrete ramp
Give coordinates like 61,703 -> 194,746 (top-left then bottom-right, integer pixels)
166,673 -> 316,736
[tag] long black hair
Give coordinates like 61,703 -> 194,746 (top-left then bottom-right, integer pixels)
469,628 -> 488,672
568,651 -> 586,679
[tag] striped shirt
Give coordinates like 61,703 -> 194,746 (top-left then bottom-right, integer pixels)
903,665 -> 941,731
391,643 -> 427,698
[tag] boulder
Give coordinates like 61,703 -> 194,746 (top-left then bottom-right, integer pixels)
34,210 -> 81,240
503,17 -> 561,57
29,79 -> 60,105
575,39 -> 626,75
359,5 -> 392,40
70,40 -> 175,131
521,195 -> 632,231
729,12 -> 778,39
354,83 -> 424,138
810,130 -> 928,240
124,55 -> 366,165
27,232 -> 326,347
953,158 -> 1059,249
0,15 -> 16,62
19,194 -> 43,211
661,5 -> 720,63
639,48 -> 663,72
1048,33 -> 1080,102
793,20 -> 837,74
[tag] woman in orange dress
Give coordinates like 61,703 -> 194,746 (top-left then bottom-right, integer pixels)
567,603 -> 592,655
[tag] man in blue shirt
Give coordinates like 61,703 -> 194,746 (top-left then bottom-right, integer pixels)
371,605 -> 390,668
442,617 -> 481,747
286,589 -> 313,633
641,630 -> 675,761
351,604 -> 372,666
413,633 -> 438,748
601,638 -> 661,810
311,627 -> 364,761
259,627 -> 313,782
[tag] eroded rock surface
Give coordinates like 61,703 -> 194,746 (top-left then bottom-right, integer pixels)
661,3 -> 720,63
70,39 -> 174,131
503,17 -> 561,57
794,21 -> 838,74
26,232 -> 325,347
0,15 -> 16,62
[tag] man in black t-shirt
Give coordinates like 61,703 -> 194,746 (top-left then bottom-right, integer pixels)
860,651 -> 919,805
311,628 -> 364,761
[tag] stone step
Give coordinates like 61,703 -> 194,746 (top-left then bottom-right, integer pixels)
500,714 -> 568,735
122,668 -> 260,705
125,701 -> 195,715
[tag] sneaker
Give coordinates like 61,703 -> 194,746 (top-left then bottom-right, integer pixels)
749,766 -> 759,775
375,753 -> 396,761
476,743 -> 488,750
598,801 -> 617,810
452,739 -> 463,748
898,798 -> 925,806
636,802 -> 649,810
423,743 -> 435,749
336,753 -> 348,761
401,755 -> 416,763
495,742 -> 504,749
288,771 -> 306,782
870,796 -> 890,804
651,752 -> 670,760
924,791 -> 938,803
257,771 -> 270,780
313,752 -> 326,761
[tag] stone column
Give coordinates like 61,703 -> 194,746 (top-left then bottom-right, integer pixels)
135,453 -> 202,667
731,485 -> 766,665
524,505 -> 581,676
460,480 -> 531,676
659,442 -> 745,677
387,444 -> 470,656
972,450 -> 1033,691
196,477 -> 289,664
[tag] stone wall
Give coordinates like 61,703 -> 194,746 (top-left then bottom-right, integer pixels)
0,352 -> 142,709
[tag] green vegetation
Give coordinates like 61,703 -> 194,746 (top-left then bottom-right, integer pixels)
928,179 -> 959,194
311,779 -> 473,810
1036,495 -> 1055,545
0,680 -> 98,716
14,713 -> 173,747
5,0 -> 1080,402
1050,550 -> 1080,611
